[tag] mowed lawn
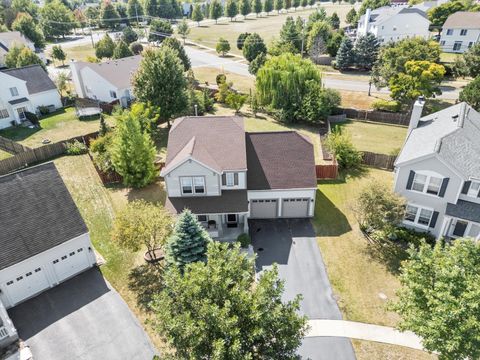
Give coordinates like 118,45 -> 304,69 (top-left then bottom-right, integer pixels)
314,168 -> 437,359
0,150 -> 12,160
332,120 -> 408,155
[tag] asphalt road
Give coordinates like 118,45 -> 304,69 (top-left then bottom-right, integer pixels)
251,219 -> 356,360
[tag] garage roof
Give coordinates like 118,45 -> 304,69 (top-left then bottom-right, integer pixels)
0,163 -> 88,271
246,132 -> 317,190
165,190 -> 248,214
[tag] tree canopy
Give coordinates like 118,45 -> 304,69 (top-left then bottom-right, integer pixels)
148,19 -> 173,43
191,3 -> 204,25
95,33 -> 115,59
242,33 -> 266,62
209,0 -> 223,22
354,33 -> 380,70
427,0 -> 465,28
459,76 -> 480,111
122,26 -> 138,44
50,45 -> 66,65
463,43 -> 480,78
12,12 -> 45,49
5,45 -> 44,69
113,40 -> 134,59
100,0 -> 120,30
216,37 -> 231,56
40,0 -> 74,38
162,37 -> 191,71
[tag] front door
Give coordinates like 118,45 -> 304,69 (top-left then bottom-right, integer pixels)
226,214 -> 238,228
452,220 -> 468,237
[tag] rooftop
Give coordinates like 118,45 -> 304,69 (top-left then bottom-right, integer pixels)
360,5 -> 428,25
2,65 -> 56,94
165,190 -> 248,214
443,11 -> 480,29
0,31 -> 33,49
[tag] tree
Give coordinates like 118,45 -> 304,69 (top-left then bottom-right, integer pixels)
162,37 -> 191,71
335,37 -> 354,70
239,0 -> 251,16
191,4 -> 204,25
130,41 -> 143,54
248,52 -> 266,74
209,0 -> 223,23
216,37 -> 230,56
274,0 -> 284,13
5,46 -> 44,69
300,81 -> 340,123
127,0 -> 143,22
177,19 -> 190,44
12,13 -> 45,49
143,0 -> 157,17
391,239 -> 480,360
50,45 -> 66,66
329,11 -> 340,29
463,43 -> 480,78
55,71 -> 69,98
122,26 -> 138,44
280,16 -> 301,52
307,7 -> 327,30
256,53 -> 322,122
166,210 -> 210,268
307,20 -> 332,62
113,40 -> 134,59
325,129 -> 362,169
236,32 -> 251,50
427,0 -> 465,28
354,33 -> 379,70
226,91 -> 247,113
133,47 -> 188,127
252,0 -> 263,16
73,8 -> 87,34
242,32 -> 266,62
459,76 -> 480,111
152,241 -> 308,358
40,0 -> 74,39
95,33 -> 115,59
356,0 -> 390,21
12,0 -> 38,19
390,60 -> 445,105
112,200 -> 172,258
326,31 -> 343,57
100,0 -> 120,30
346,7 -> 357,25
263,0 -> 273,14
293,0 -> 300,9
225,0 -> 238,20
249,89 -> 260,116
148,19 -> 173,43
115,3 -> 128,26
98,115 -> 110,136
85,6 -> 99,26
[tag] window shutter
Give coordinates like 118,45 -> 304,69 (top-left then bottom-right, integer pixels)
438,178 -> 449,198
461,181 -> 471,194
222,173 -> 226,186
429,211 -> 439,228
234,173 -> 239,185
406,170 -> 415,190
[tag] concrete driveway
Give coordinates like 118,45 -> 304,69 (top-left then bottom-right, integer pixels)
8,268 -> 156,360
250,219 -> 356,360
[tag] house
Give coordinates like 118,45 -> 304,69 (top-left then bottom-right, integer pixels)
161,116 -> 317,240
0,31 -> 45,67
0,163 -> 97,312
70,55 -> 141,107
356,6 -> 431,43
394,99 -> 480,241
0,300 -> 17,349
0,65 -> 62,129
439,12 -> 480,53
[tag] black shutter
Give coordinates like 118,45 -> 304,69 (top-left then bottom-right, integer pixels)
439,178 -> 449,198
221,174 -> 226,186
406,170 -> 415,190
461,181 -> 471,195
429,211 -> 439,228
234,173 -> 239,185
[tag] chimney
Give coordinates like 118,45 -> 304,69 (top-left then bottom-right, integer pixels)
408,96 -> 425,133
364,8 -> 371,34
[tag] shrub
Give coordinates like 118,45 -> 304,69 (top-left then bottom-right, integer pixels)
130,42 -> 143,55
237,233 -> 251,248
90,133 -> 115,172
387,226 -> 436,248
65,140 -> 88,155
215,81 -> 232,103
24,111 -> 39,126
372,99 -> 401,113
38,106 -> 51,115
216,73 -> 226,85
325,129 -> 362,169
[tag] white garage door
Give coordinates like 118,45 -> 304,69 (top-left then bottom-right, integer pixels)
52,247 -> 90,283
282,198 -> 310,218
250,199 -> 278,219
2,267 -> 49,306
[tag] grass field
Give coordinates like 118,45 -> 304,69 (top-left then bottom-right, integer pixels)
194,66 -> 255,93
65,44 -> 96,61
0,150 -> 12,160
332,120 -> 407,155
353,339 -> 436,360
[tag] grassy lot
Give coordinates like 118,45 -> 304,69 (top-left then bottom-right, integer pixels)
0,150 -> 12,160
332,120 -> 407,155
0,108 -> 111,148
65,44 -> 96,61
353,340 -> 436,360
194,66 -> 255,94
187,4 -> 353,56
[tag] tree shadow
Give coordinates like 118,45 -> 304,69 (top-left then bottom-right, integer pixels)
313,189 -> 351,237
363,240 -> 409,275
128,263 -> 165,312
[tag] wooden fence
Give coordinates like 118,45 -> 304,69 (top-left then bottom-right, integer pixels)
0,135 -> 31,155
362,151 -> 397,170
339,108 -> 410,126
316,163 -> 338,179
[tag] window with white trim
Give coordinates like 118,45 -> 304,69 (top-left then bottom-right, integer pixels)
446,29 -> 453,35
226,172 -> 234,186
193,177 -> 205,193
467,181 -> 480,198
181,177 -> 192,194
110,90 -> 117,98
411,173 -> 443,196
0,109 -> 9,119
460,29 -> 467,36
404,204 -> 433,228
453,41 -> 462,51
9,87 -> 18,96
180,176 -> 205,195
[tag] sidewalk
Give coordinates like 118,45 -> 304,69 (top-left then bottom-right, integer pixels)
306,320 -> 425,351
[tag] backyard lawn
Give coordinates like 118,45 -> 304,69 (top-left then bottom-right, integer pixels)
332,120 -> 408,155
0,150 -> 12,160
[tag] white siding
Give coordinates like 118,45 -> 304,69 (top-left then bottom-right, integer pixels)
29,89 -> 62,112
220,171 -> 247,190
165,159 -> 220,197
78,67 -> 120,103
440,28 -> 480,53
247,189 -> 316,218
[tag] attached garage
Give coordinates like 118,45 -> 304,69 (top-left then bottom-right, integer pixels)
282,198 -> 310,218
250,199 -> 278,219
3,267 -> 49,306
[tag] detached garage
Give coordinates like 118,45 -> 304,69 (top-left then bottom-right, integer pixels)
0,163 -> 96,309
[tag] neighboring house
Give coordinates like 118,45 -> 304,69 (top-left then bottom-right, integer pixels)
70,55 -> 141,107
394,99 -> 480,241
0,65 -> 62,129
0,163 -> 97,311
0,299 -> 17,349
357,6 -> 430,43
439,12 -> 480,53
161,116 -> 317,240
0,31 -> 45,67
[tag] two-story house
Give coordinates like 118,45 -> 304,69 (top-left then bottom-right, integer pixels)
439,12 -> 480,53
394,99 -> 480,241
161,116 -> 317,240
0,65 -> 62,129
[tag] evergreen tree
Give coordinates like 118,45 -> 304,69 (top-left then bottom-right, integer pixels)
162,37 -> 191,71
113,40 -> 134,59
252,0 -> 262,16
148,19 -> 173,43
346,7 -> 357,25
177,19 -> 190,43
284,0 -> 291,9
130,42 -> 143,54
354,33 -> 380,70
329,11 -> 340,29
240,0 -> 251,16
263,0 -> 273,13
143,0 -> 157,17
122,26 -> 138,44
301,0 -> 308,7
216,37 -> 231,56
127,0 -> 144,22
237,32 -> 251,50
280,16 -> 301,52
210,0 -> 223,23
335,37 -> 354,70
293,0 -> 300,9
225,0 -> 238,21
100,0 -> 120,30
166,209 -> 210,268
98,115 -> 110,136
243,32 -> 266,62
95,33 -> 115,59
248,52 -> 266,75
274,0 -> 284,13
191,3 -> 204,25
459,76 -> 480,111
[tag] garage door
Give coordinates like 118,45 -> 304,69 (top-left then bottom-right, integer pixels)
250,199 -> 278,219
282,198 -> 310,218
2,267 -> 49,306
52,247 -> 90,283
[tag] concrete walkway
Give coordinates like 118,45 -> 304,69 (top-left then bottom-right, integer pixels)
307,320 -> 424,351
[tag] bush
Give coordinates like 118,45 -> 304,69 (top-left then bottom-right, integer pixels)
215,81 -> 232,103
65,140 -> 88,155
129,42 -> 143,55
216,73 -> 226,85
388,226 -> 436,248
38,106 -> 51,115
372,99 -> 401,113
237,233 -> 251,248
325,129 -> 362,169
24,111 -> 39,126
90,133 -> 115,172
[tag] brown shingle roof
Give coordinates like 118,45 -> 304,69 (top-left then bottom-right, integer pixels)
2,65 -> 56,94
246,131 -> 317,190
443,12 -> 480,29
165,190 -> 248,214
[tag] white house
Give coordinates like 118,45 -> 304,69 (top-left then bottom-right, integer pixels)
0,31 -> 46,66
0,163 -> 97,311
70,55 -> 141,107
394,100 -> 480,241
357,6 -> 431,43
0,65 -> 62,129
161,116 -> 317,240
439,12 -> 480,53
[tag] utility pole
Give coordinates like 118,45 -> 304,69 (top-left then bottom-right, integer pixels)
300,18 -> 306,57
88,20 -> 94,48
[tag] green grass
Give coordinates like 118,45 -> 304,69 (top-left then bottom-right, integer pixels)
440,52 -> 461,63
0,150 -> 12,160
65,44 -> 96,61
332,120 -> 407,155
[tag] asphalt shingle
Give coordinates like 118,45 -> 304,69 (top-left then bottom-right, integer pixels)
2,65 -> 56,95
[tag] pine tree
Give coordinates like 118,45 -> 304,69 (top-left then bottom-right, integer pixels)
280,16 -> 301,52
240,0 -> 251,17
113,40 -> 134,59
100,1 -> 120,30
127,0 -> 144,21
346,7 -> 357,25
263,0 -> 273,14
95,33 -> 115,59
98,115 -> 110,136
329,12 -> 340,29
143,0 -> 157,17
354,33 -> 380,70
252,0 -> 262,16
166,210 -> 210,268
192,4 -> 204,25
210,0 -> 223,23
335,37 -> 354,70
225,0 -> 238,21
274,0 -> 283,13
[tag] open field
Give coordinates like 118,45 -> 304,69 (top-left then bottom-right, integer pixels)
193,66 -> 255,93
65,44 -> 96,61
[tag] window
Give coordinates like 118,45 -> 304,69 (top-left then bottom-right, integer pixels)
426,176 -> 442,195
453,41 -> 462,51
411,173 -> 444,196
393,26 -> 397,31
9,87 -> 18,96
197,215 -> 208,222
418,208 -> 433,226
452,220 -> 468,237
405,205 -> 418,222
0,109 -> 9,119
440,40 -> 445,46
446,29 -> 453,35
460,29 -> 467,36
468,42 -> 474,48
110,90 -> 117,98
227,214 -> 237,223
193,177 -> 205,193
412,173 -> 427,192
181,177 -> 192,194
226,172 -> 234,186
468,223 -> 480,239
180,176 -> 205,195
467,181 -> 480,198
404,204 -> 434,228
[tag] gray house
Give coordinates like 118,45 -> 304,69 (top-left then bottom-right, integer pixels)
394,100 -> 480,240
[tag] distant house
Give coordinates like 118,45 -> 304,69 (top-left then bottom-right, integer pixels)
0,31 -> 45,67
394,100 -> 480,241
0,65 -> 62,129
70,55 -> 141,107
356,6 -> 430,43
439,12 -> 480,53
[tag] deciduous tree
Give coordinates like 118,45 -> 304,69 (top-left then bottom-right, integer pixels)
40,0 -> 74,38
463,43 -> 480,78
263,0 -> 273,14
5,45 -> 44,69
240,0 -> 251,16
226,91 -> 247,113
122,26 -> 138,44
148,18 -> 173,43
242,32 -> 266,62
209,0 -> 223,23
12,12 -> 45,49
225,0 -> 238,20
252,0 -> 263,16
300,81 -> 340,123
216,37 -> 230,56
459,76 -> 480,111
274,0 -> 284,13
113,40 -> 133,59
50,45 -> 66,66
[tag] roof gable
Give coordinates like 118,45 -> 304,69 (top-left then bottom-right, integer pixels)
1,65 -> 56,94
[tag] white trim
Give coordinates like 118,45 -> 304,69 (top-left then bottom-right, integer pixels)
410,171 -> 444,197
248,187 -> 317,192
161,156 -> 221,177
403,203 -> 434,230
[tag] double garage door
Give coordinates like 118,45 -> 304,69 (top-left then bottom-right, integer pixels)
1,246 -> 91,308
250,198 -> 310,219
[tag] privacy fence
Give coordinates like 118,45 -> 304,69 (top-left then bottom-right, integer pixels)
335,108 -> 410,126
0,136 -> 31,155
362,151 -> 397,171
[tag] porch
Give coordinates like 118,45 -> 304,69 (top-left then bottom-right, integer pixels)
0,299 -> 18,348
441,200 -> 480,240
198,213 -> 249,242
